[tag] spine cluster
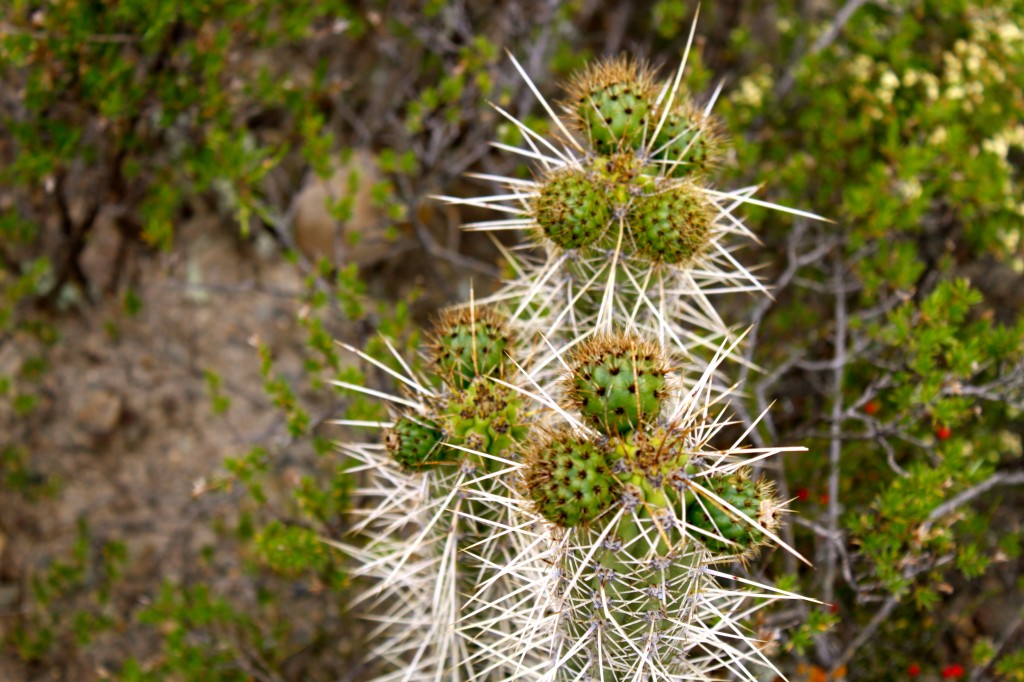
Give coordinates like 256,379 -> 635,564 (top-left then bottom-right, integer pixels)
336,30 -> 820,681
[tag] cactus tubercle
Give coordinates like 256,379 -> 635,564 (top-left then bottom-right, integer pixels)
430,305 -> 516,390
385,415 -> 448,470
564,333 -> 672,436
524,428 -> 621,527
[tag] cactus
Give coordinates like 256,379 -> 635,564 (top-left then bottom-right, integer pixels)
443,375 -> 530,470
532,168 -> 614,250
506,336 -> 803,680
648,102 -> 724,177
336,23 -> 825,681
630,179 -> 714,264
331,303 -> 534,680
385,415 -> 448,470
524,428 -> 621,527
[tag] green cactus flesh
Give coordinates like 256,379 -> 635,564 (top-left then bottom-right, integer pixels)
534,169 -> 613,250
686,471 -> 779,556
385,416 -> 448,470
566,335 -> 670,436
431,307 -> 514,390
526,431 -> 621,527
630,183 -> 713,264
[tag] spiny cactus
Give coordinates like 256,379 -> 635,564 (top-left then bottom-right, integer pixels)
441,45 -> 827,361
444,375 -> 529,469
524,428 -> 621,527
504,332 -> 804,681
687,468 -> 783,559
385,415 -> 447,470
332,304 -> 535,680
337,24 -> 820,681
532,168 -> 613,250
649,101 -> 725,177
630,179 -> 714,264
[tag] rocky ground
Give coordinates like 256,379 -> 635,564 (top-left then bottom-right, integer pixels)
0,206 -> 331,680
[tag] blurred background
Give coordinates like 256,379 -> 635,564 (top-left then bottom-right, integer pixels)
1,1 -> 1022,680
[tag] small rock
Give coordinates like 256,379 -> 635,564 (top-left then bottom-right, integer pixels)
292,149 -> 395,266
0,583 -> 19,609
71,386 -> 123,435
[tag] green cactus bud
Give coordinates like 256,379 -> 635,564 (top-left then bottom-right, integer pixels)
430,306 -> 516,390
533,168 -> 613,250
564,333 -> 671,436
566,57 -> 657,154
385,415 -> 448,470
686,470 -> 782,558
630,181 -> 714,264
524,428 -> 621,527
649,103 -> 724,177
443,376 -> 528,470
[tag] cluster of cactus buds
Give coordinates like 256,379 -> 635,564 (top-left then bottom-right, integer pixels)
333,304 -> 533,679
336,28 -> 821,681
513,334 -> 790,679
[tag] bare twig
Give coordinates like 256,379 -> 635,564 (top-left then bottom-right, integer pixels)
970,606 -> 1024,682
792,516 -> 859,591
837,552 -> 955,666
833,593 -> 899,669
824,254 -> 847,607
775,0 -> 876,99
814,253 -> 848,667
923,471 -> 1024,531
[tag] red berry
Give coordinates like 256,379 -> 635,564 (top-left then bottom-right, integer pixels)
829,602 -> 840,614
941,663 -> 964,679
908,663 -> 921,677
864,400 -> 880,415
795,488 -> 810,502
935,425 -> 952,440
818,492 -> 830,505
